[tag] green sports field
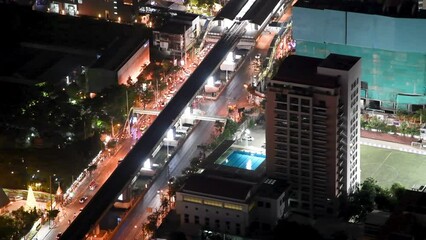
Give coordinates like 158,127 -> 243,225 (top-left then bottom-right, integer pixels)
361,145 -> 426,189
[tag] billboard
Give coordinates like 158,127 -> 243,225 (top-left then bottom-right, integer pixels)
50,2 -> 60,13
64,3 -> 78,16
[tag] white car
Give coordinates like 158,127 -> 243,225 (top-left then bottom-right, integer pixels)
242,135 -> 254,141
79,196 -> 88,204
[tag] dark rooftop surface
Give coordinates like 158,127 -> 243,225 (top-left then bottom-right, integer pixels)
241,0 -> 281,25
399,190 -> 426,215
156,21 -> 190,34
182,174 -> 254,202
0,46 -> 94,85
169,10 -> 199,22
214,0 -> 249,21
273,55 -> 340,89
256,178 -> 290,199
91,36 -> 148,71
319,53 -> 361,71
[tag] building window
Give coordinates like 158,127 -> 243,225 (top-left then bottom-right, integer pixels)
257,201 -> 264,207
236,223 -> 241,235
185,205 -> 188,209
265,202 -> 271,208
204,199 -> 223,207
205,217 -> 210,227
194,215 -> 199,224
215,219 -> 220,229
290,105 -> 298,111
205,209 -> 209,212
184,214 -> 189,223
226,221 -> 230,231
183,196 -> 202,204
302,203 -> 310,210
224,203 -> 242,211
195,207 -> 198,211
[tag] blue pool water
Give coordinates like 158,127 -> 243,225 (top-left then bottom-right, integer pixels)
216,150 -> 265,170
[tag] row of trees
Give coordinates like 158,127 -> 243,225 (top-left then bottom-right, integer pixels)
361,116 -> 420,137
361,109 -> 426,137
128,60 -> 181,109
2,60 -> 181,147
0,207 -> 41,240
341,178 -> 405,222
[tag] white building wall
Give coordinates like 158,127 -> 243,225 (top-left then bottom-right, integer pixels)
317,58 -> 362,193
175,192 -> 251,236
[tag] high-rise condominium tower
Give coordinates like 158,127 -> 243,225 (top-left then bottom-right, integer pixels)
265,54 -> 361,217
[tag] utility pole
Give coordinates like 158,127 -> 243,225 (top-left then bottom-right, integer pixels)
126,89 -> 129,114
111,117 -> 115,138
49,175 -> 53,229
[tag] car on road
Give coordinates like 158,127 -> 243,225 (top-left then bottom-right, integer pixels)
242,135 -> 254,141
168,177 -> 176,185
140,125 -> 147,132
79,196 -> 88,204
89,181 -> 97,191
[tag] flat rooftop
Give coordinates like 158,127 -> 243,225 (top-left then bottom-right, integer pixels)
273,55 -> 340,89
256,178 -> 290,199
156,21 -> 190,34
91,36 -> 148,71
169,10 -> 199,22
181,174 -> 255,202
319,53 -> 361,71
0,46 -> 94,85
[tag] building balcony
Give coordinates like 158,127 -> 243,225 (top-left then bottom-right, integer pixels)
274,131 -> 286,136
313,162 -> 327,168
313,129 -> 327,136
312,138 -> 326,144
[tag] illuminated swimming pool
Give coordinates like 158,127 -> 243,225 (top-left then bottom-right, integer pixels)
215,150 -> 265,170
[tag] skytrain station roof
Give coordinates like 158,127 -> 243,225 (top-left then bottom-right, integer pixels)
214,0 -> 284,26
241,0 -> 281,25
